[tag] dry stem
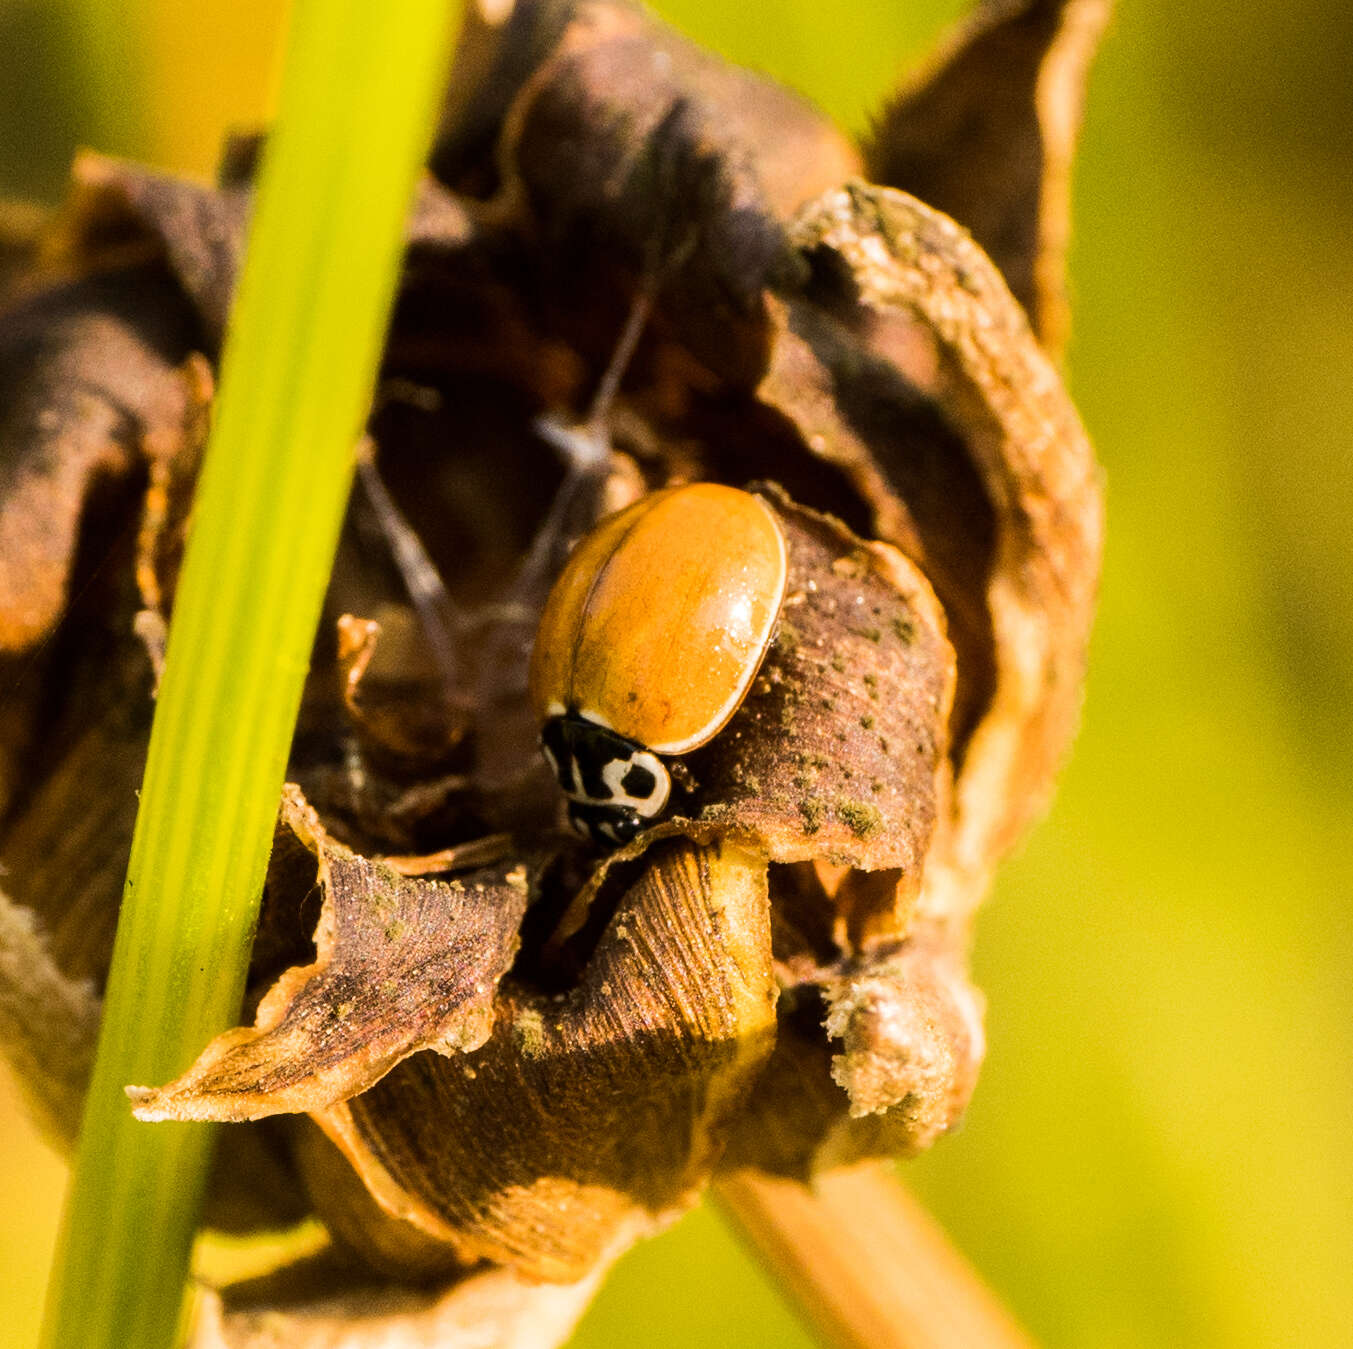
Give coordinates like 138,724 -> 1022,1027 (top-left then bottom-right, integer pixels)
715,1163 -> 1036,1349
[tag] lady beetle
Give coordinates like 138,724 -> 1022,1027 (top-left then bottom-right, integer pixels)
529,483 -> 788,843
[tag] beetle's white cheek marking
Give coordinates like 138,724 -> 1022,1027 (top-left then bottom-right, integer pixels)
600,750 -> 670,818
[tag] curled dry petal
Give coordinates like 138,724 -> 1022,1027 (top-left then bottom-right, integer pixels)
0,259 -> 199,654
193,1219 -> 633,1349
864,0 -> 1113,350
288,1118 -> 469,1280
0,196 -> 205,862
822,931 -> 986,1126
451,0 -> 861,224
722,924 -> 985,1177
449,0 -> 862,384
311,838 -> 776,1280
131,787 -> 531,1123
46,152 -> 477,355
773,182 -> 1103,919
44,152 -> 250,350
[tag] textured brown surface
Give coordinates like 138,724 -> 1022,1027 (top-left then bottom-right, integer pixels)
782,183 -> 1103,925
0,263 -> 199,652
316,839 -> 775,1280
129,788 -> 532,1123
689,496 -> 953,877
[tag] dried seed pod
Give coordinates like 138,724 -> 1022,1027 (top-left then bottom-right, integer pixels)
0,0 -> 1109,1336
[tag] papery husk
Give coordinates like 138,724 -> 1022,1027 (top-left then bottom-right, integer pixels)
720,917 -> 986,1179
191,1209 -> 634,1349
442,0 -> 863,386
769,180 -> 1103,927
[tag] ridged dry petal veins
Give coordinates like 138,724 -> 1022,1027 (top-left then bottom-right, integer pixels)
314,838 -> 776,1279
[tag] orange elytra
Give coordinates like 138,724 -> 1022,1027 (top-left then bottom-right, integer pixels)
529,482 -> 787,843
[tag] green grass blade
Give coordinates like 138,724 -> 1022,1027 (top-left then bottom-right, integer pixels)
39,3 -> 458,1345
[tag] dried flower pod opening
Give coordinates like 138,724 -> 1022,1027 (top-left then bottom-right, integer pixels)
0,0 -> 1109,1332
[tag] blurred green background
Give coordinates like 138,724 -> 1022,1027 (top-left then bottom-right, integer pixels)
2,1 -> 1351,1345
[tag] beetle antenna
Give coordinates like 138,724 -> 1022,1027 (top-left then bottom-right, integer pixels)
354,436 -> 469,705
583,285 -> 653,436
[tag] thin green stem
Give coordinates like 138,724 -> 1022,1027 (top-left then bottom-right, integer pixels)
39,3 -> 457,1346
